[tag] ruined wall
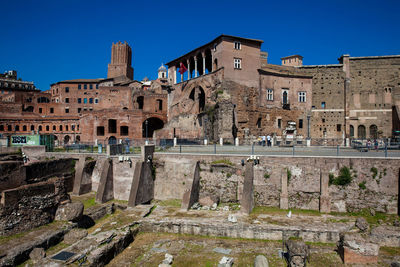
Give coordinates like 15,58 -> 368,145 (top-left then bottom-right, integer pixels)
153,154 -> 399,214
0,177 -> 69,236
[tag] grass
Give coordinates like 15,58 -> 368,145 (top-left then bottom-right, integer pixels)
156,199 -> 181,207
251,206 -> 321,217
330,208 -> 399,225
380,246 -> 400,256
82,196 -> 96,209
211,159 -> 234,166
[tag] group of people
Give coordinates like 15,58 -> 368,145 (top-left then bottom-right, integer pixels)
257,135 -> 272,147
366,139 -> 379,151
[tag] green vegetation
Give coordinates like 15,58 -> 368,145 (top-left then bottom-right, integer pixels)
264,172 -> 270,179
157,199 -> 181,207
358,181 -> 367,190
286,168 -> 292,182
82,196 -> 96,209
329,166 -> 352,186
251,206 -> 321,217
331,208 -> 399,225
371,167 -> 378,179
329,173 -> 335,185
211,159 -> 234,166
226,172 -> 232,178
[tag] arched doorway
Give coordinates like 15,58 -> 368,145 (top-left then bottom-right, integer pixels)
350,125 -> 354,137
108,136 -> 117,145
75,135 -> 80,143
64,135 -> 70,145
358,125 -> 366,139
142,118 -> 164,138
369,125 -> 378,139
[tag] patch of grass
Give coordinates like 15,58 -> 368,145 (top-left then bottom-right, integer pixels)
157,199 -> 182,207
251,206 -> 321,217
211,159 -> 234,166
226,172 -> 232,178
82,196 -> 96,209
264,172 -> 270,179
46,241 -> 69,255
330,208 -> 399,225
380,246 -> 400,256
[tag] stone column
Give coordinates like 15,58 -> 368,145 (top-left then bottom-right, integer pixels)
319,170 -> 331,213
194,56 -> 198,78
240,161 -> 254,214
173,68 -> 177,84
180,62 -> 183,83
187,59 -> 191,80
202,51 -> 206,75
280,168 -> 289,209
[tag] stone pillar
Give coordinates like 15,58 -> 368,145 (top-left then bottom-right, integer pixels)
128,161 -> 154,207
202,51 -> 206,75
96,159 -> 114,203
72,156 -> 86,195
187,59 -> 191,80
173,137 -> 177,147
219,137 -> 223,146
235,137 -> 239,146
194,56 -> 198,78
319,170 -> 331,213
306,139 -> 311,147
280,169 -> 289,209
173,68 -> 177,84
141,144 -> 155,162
204,139 -> 208,145
181,161 -> 201,210
240,161 -> 254,214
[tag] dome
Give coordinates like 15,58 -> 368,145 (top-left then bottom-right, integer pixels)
158,64 -> 167,72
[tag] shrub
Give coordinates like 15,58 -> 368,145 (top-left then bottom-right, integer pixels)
286,168 -> 292,182
358,181 -> 367,190
226,172 -> 232,178
330,166 -> 353,186
329,173 -> 335,185
264,173 -> 270,179
370,167 -> 378,179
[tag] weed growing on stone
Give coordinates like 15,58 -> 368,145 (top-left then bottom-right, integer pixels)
371,167 -> 378,179
358,181 -> 367,190
329,166 -> 352,186
211,159 -> 234,166
264,172 -> 270,179
286,168 -> 292,182
226,172 -> 232,178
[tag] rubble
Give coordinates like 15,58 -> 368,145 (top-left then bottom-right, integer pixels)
337,232 -> 379,264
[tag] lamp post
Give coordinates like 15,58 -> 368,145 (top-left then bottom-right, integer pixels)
307,114 -> 311,139
145,120 -> 148,145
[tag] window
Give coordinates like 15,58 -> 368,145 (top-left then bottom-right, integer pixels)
322,118 -> 325,123
321,101 -> 326,108
78,108 -> 81,113
38,125 -> 42,131
7,125 -> 12,131
65,98 -> 69,103
84,84 -> 87,89
95,98 -> 98,104
0,125 -> 3,131
65,108 -> 69,113
59,125 -> 63,131
66,125 -> 69,131
31,125 -> 34,131
53,125 -> 56,131
46,125 -> 49,131
256,118 -> 261,128
72,125 -> 75,131
298,92 -> 306,102
96,84 -> 99,89
277,119 -> 282,129
50,108 -> 54,113
89,98 -> 93,104
90,84 -> 93,89
15,125 -> 19,131
267,89 -> 273,101
234,41 -> 241,50
108,119 -> 117,133
65,87 -> 69,93
299,119 -> 303,129
120,126 -> 129,136
337,124 -> 342,131
23,125 -> 27,131
97,126 -> 105,136
39,108 -> 43,113
157,99 -> 163,110
78,98 -> 81,104
84,98 -> 87,104
234,58 -> 241,69
78,84 -> 81,89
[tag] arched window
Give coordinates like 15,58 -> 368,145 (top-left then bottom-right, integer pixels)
22,125 -> 27,131
15,125 -> 20,131
369,125 -> 378,139
358,125 -> 366,139
38,125 -> 43,131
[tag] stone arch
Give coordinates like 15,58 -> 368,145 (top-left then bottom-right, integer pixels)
189,86 -> 206,113
142,117 -> 164,138
358,125 -> 366,139
136,96 -> 144,109
369,124 -> 378,139
108,136 -> 117,145
37,97 -> 50,103
64,135 -> 70,145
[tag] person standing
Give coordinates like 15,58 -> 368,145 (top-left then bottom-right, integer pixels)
262,135 -> 266,146
267,134 -> 271,147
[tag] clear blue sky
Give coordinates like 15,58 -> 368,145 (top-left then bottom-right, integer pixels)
1,0 -> 399,91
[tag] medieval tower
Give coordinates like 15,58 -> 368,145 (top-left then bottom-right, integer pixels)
107,41 -> 134,80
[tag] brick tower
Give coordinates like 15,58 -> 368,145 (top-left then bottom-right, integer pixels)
107,41 -> 134,80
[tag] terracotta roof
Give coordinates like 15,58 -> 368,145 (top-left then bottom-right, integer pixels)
51,78 -> 104,85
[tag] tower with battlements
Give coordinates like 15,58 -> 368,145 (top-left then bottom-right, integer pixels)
107,41 -> 134,80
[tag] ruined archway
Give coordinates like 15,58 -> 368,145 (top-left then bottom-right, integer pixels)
142,117 -> 164,138
189,86 -> 206,113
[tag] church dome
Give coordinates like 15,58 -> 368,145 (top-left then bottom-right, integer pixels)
158,64 -> 167,72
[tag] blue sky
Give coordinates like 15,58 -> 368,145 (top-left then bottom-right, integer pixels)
1,0 -> 399,90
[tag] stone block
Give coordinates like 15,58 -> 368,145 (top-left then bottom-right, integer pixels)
55,202 -> 84,222
181,161 -> 200,210
72,156 -> 86,195
64,228 -> 88,244
29,247 -> 46,262
141,144 -> 155,162
199,195 -> 220,207
280,169 -> 288,210
254,255 -> 269,267
240,161 -> 254,214
21,146 -> 45,162
285,239 -> 309,267
95,159 -> 114,203
337,232 -> 379,264
319,171 -> 330,213
128,161 -> 154,207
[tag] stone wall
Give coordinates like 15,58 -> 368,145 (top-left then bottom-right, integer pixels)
153,154 -> 399,214
0,177 -> 69,235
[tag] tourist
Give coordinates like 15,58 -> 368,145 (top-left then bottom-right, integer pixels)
367,139 -> 372,151
267,134 -> 271,147
374,139 -> 378,151
262,135 -> 266,146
